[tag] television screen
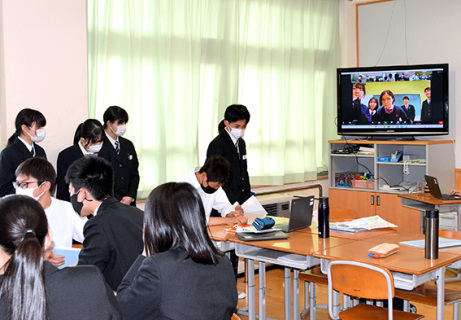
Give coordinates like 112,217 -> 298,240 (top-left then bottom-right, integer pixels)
337,63 -> 449,138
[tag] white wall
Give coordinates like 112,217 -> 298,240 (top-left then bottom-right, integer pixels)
0,0 -> 88,167
341,0 -> 460,166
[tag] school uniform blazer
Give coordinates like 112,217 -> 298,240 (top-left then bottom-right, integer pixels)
0,262 -> 121,319
0,138 -> 46,197
206,130 -> 251,205
421,99 -> 432,123
78,197 -> 144,291
116,247 -> 238,320
98,136 -> 140,204
56,144 -> 84,201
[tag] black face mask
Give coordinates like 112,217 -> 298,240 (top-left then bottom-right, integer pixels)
70,194 -> 83,216
201,183 -> 217,195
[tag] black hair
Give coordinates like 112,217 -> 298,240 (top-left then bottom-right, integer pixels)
424,87 -> 431,92
15,157 -> 57,195
144,182 -> 224,264
199,155 -> 232,186
8,108 -> 47,146
379,90 -> 395,106
403,96 -> 410,100
65,156 -> 114,201
224,104 -> 250,124
218,120 -> 226,133
73,119 -> 105,147
103,106 -> 129,128
0,195 -> 48,320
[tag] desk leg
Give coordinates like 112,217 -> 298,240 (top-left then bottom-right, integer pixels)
293,269 -> 300,320
436,266 -> 446,320
247,259 -> 256,320
457,205 -> 461,231
285,267 -> 291,320
259,261 -> 266,320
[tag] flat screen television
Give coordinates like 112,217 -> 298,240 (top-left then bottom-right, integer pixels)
337,63 -> 449,139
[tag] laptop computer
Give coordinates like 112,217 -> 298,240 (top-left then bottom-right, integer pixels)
424,175 -> 460,200
275,196 -> 315,232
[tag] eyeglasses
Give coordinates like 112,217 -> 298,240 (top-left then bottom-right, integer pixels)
12,180 -> 42,190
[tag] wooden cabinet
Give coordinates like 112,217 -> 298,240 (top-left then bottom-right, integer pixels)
329,140 -> 454,234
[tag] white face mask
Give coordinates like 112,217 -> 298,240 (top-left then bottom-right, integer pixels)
28,128 -> 46,143
111,124 -> 126,137
229,127 -> 245,139
88,144 -> 102,154
15,182 -> 45,201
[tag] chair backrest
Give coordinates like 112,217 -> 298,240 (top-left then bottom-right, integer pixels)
440,229 -> 461,240
327,260 -> 395,319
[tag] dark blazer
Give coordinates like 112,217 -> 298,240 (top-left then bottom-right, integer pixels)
0,262 -> 121,319
206,130 -> 251,205
0,138 -> 46,197
421,99 -> 432,123
78,197 -> 144,290
117,248 -> 238,320
376,105 -> 409,124
56,144 -> 84,201
98,136 -> 140,204
401,104 -> 416,122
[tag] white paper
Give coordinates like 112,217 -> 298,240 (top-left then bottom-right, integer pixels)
329,215 -> 397,232
235,195 -> 268,216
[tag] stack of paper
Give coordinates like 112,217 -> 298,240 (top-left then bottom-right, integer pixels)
329,215 -> 397,233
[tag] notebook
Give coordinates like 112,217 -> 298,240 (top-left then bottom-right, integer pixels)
424,175 -> 460,200
274,196 -> 314,232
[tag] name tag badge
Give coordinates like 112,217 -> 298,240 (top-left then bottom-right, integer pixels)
128,154 -> 133,160
242,155 -> 247,160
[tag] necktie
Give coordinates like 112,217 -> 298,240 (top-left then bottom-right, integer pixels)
115,141 -> 120,154
235,140 -> 240,159
30,147 -> 35,157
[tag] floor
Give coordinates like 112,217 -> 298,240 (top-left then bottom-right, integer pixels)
235,267 -> 461,320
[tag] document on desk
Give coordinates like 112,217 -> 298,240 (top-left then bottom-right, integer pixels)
400,238 -> 461,249
235,195 -> 268,216
329,215 -> 397,232
54,247 -> 81,269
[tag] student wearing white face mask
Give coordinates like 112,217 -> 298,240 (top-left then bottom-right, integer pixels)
56,119 -> 104,201
0,108 -> 47,197
99,106 -> 140,206
206,104 -> 252,207
14,157 -> 87,266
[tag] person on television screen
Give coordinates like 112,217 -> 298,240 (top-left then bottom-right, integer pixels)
345,83 -> 367,124
376,90 -> 409,124
421,87 -> 432,123
361,97 -> 379,123
401,96 -> 415,123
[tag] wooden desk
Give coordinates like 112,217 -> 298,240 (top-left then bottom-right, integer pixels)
400,193 -> 461,231
313,239 -> 461,320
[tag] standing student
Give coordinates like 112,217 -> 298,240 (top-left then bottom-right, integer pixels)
207,104 -> 251,206
15,157 -> 87,250
56,119 -> 105,201
116,182 -> 238,320
421,87 -> 432,123
0,195 -> 121,320
66,156 -> 144,291
99,106 -> 140,206
401,96 -> 415,123
0,108 -> 47,197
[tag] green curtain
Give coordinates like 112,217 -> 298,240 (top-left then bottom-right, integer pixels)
88,0 -> 339,198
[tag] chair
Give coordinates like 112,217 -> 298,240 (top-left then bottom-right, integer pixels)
299,266 -> 328,319
327,260 -> 424,319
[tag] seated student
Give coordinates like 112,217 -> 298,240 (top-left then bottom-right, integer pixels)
0,108 -> 47,197
66,156 -> 144,290
14,157 -> 87,251
116,182 -> 238,320
360,97 -> 379,123
376,90 -> 409,124
0,195 -> 121,320
56,119 -> 105,201
176,155 -> 248,225
99,106 -> 140,206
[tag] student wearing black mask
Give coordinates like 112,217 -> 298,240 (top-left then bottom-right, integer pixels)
176,155 -> 247,226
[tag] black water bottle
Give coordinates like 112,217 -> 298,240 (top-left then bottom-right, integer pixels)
318,197 -> 330,238
425,209 -> 439,259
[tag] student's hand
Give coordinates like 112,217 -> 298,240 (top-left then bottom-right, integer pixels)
226,215 -> 248,225
45,253 -> 65,268
234,204 -> 244,214
120,197 -> 133,205
451,189 -> 461,197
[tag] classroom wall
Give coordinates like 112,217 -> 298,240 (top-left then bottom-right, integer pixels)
0,0 -> 88,167
341,0 -> 460,167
